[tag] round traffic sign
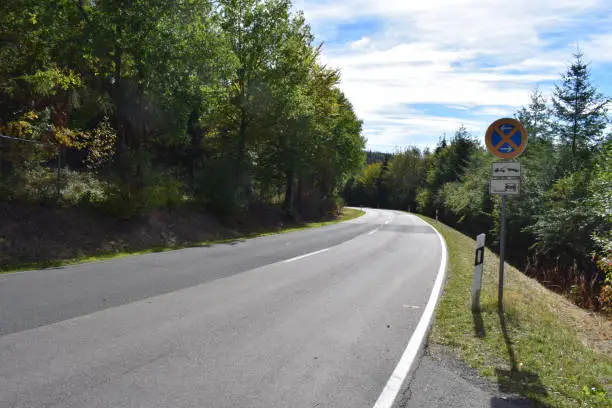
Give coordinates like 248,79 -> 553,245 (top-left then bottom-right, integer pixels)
485,118 -> 528,160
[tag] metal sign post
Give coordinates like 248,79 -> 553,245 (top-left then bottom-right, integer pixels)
498,196 -> 507,311
484,118 -> 528,312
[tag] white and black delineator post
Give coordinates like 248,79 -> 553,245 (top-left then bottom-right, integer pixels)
471,233 -> 486,311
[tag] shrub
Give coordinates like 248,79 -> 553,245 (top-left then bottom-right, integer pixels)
599,285 -> 612,314
60,170 -> 106,206
143,171 -> 185,210
319,195 -> 343,217
193,158 -> 242,216
13,167 -> 58,204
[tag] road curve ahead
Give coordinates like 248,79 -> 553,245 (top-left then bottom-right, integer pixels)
0,209 -> 445,408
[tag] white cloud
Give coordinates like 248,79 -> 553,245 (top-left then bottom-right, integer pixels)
472,106 -> 516,117
293,0 -> 611,151
363,112 -> 484,151
349,36 -> 371,49
584,32 -> 612,64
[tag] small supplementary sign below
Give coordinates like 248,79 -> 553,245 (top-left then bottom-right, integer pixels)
492,162 -> 521,178
490,179 -> 520,195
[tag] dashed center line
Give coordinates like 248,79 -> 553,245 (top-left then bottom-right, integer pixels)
283,248 -> 330,263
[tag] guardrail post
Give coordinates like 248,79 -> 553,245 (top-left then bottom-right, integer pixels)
472,233 -> 486,311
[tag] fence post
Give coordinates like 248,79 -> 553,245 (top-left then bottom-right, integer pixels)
472,233 -> 486,311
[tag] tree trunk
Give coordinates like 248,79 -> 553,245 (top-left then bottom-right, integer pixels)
235,109 -> 248,200
283,169 -> 294,213
187,110 -> 202,188
296,176 -> 303,215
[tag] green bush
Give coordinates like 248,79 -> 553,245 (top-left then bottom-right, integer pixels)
60,170 -> 106,205
193,158 -> 242,216
143,171 -> 185,210
98,169 -> 186,219
416,187 -> 433,215
320,195 -> 343,217
98,183 -> 143,219
13,167 -> 58,204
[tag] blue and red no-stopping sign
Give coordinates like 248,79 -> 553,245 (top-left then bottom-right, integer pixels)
485,118 -> 528,160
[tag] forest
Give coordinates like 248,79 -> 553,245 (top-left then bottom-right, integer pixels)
1,1 -> 609,312
346,52 -> 611,312
0,0 -> 365,222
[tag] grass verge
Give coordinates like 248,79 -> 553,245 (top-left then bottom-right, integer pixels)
419,216 -> 611,408
2,208 -> 364,274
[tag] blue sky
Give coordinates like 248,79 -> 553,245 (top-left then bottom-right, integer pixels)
292,0 -> 612,152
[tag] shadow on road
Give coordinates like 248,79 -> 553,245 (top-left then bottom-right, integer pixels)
382,224 -> 436,234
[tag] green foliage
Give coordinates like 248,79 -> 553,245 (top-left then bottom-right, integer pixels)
143,171 -> 185,210
415,187 -> 433,215
424,126 -> 480,211
515,87 -> 553,142
60,170 -> 107,206
589,140 -> 612,284
343,52 -> 610,310
85,118 -> 118,170
425,216 -> 611,408
528,170 -> 600,263
344,162 -> 383,207
19,68 -> 82,97
194,156 -> 240,216
385,147 -> 426,210
12,167 -> 58,204
552,51 -> 610,172
439,150 -> 492,229
0,0 -> 365,221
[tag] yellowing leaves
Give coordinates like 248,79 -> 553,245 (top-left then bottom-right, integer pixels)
0,111 -> 43,141
0,111 -> 116,170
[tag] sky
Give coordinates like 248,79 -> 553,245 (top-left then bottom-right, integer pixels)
292,0 -> 612,152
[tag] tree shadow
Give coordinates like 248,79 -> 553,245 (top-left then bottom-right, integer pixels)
490,396 -> 545,408
494,309 -> 550,406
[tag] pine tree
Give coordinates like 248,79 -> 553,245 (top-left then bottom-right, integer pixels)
516,87 -> 553,141
552,51 -> 610,156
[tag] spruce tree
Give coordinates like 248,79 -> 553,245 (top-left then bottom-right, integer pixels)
552,51 -> 609,159
516,87 -> 553,141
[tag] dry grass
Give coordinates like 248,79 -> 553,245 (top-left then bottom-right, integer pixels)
513,270 -> 611,356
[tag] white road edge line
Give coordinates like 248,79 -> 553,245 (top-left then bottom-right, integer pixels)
283,248 -> 330,263
368,228 -> 379,235
372,214 -> 448,408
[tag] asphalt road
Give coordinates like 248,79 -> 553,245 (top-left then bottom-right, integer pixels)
0,209 -> 444,408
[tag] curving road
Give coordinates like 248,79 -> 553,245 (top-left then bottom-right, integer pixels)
0,209 -> 445,408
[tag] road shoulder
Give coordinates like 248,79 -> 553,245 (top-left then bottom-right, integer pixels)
399,344 -> 539,408
407,215 -> 611,408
